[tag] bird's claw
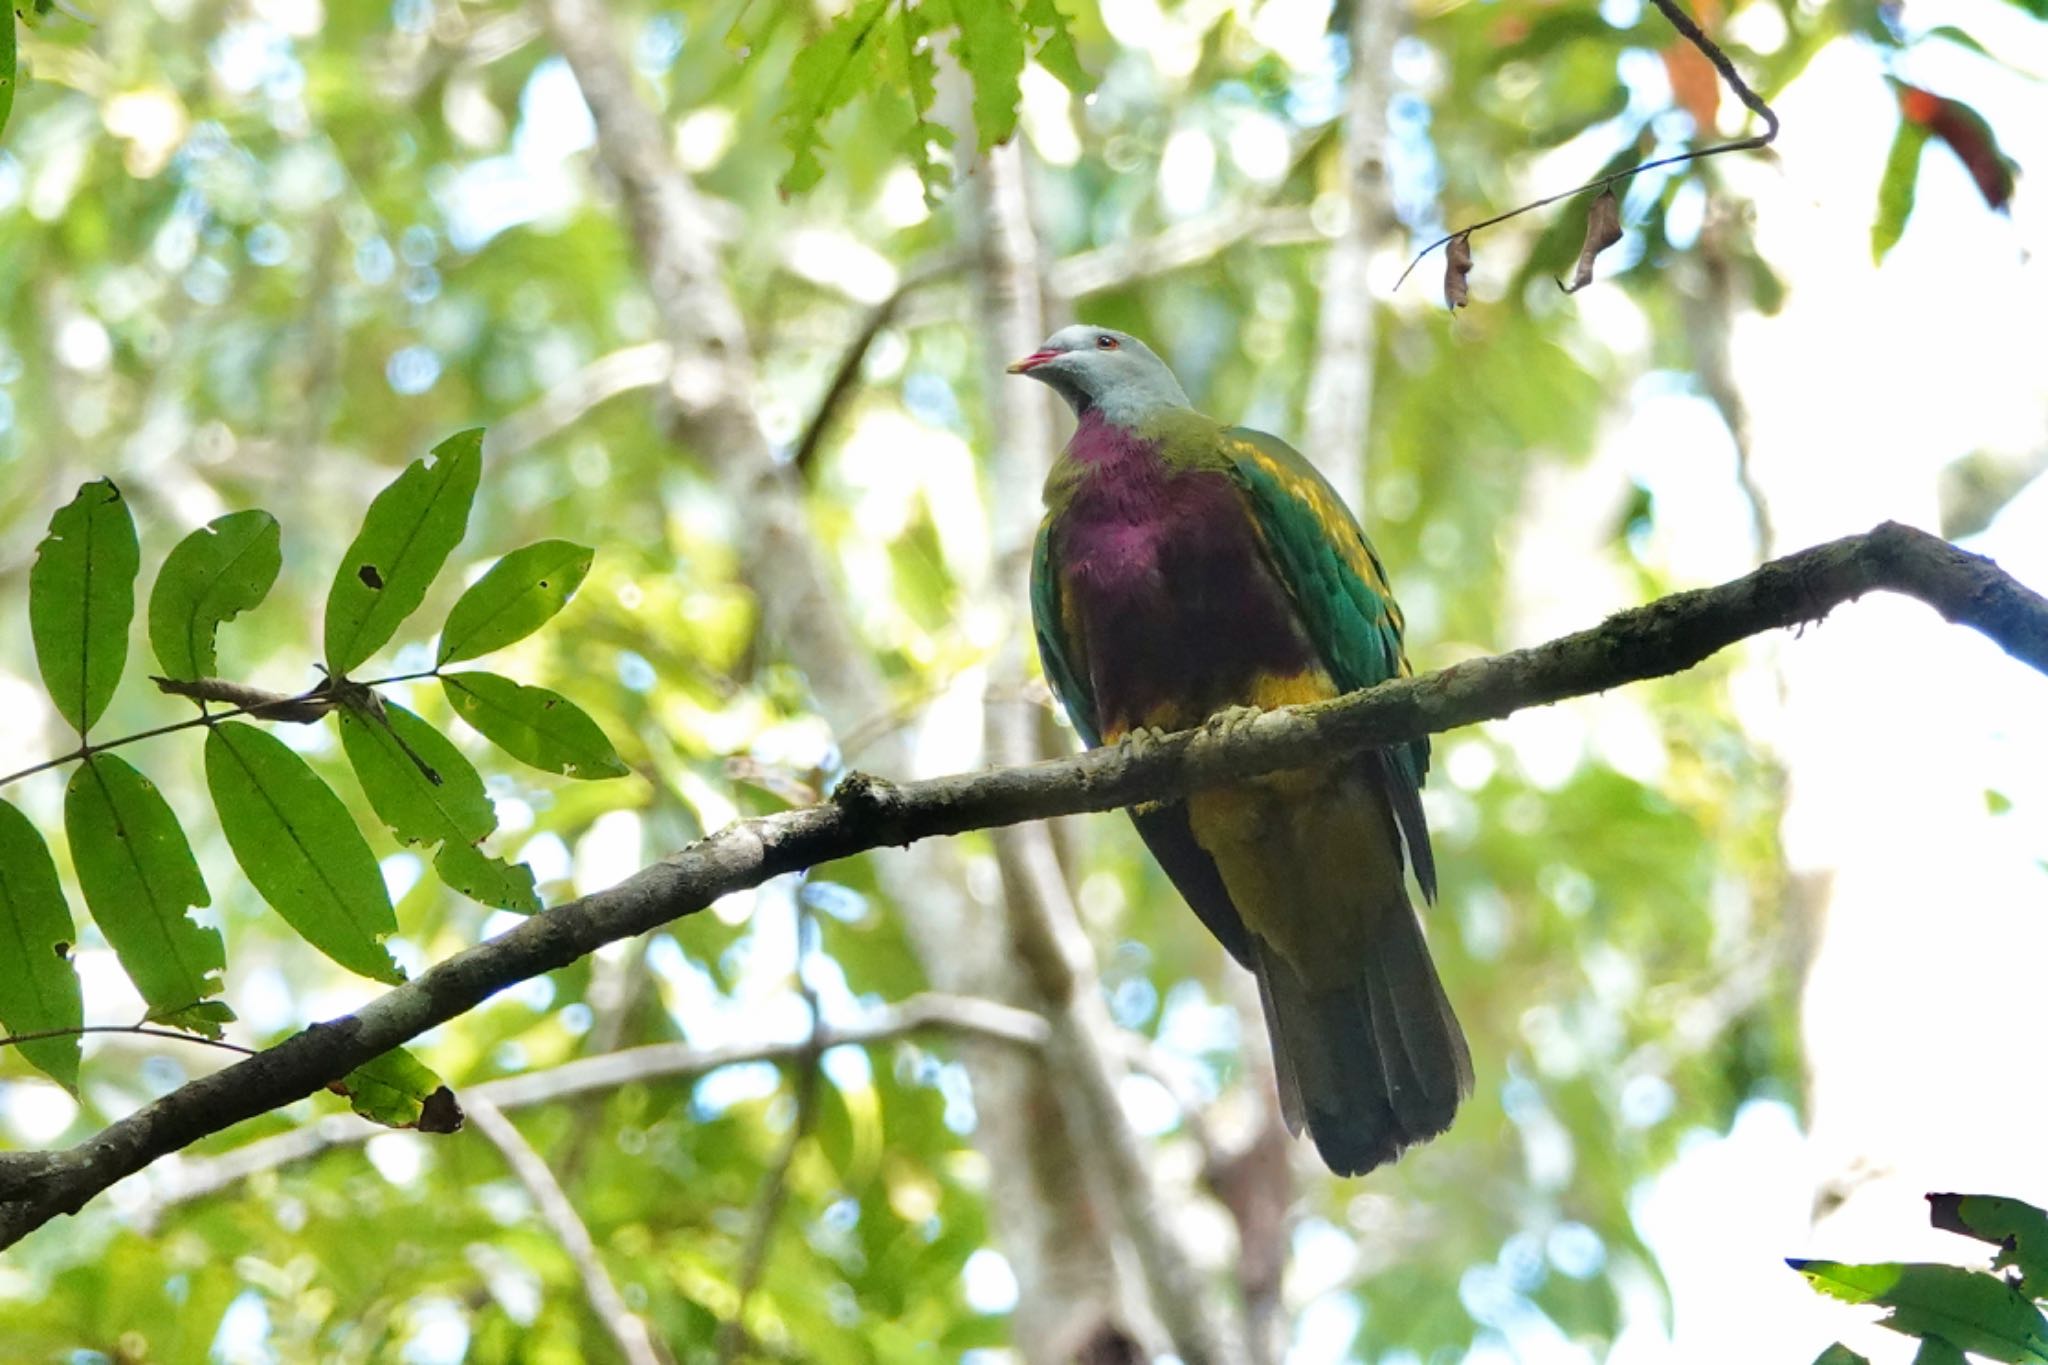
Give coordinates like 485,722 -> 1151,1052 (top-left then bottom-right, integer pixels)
1118,725 -> 1172,759
1202,704 -> 1266,741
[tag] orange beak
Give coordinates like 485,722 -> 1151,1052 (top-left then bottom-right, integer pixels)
1006,349 -> 1058,374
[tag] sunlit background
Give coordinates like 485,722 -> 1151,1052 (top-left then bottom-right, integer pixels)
0,0 -> 2043,1359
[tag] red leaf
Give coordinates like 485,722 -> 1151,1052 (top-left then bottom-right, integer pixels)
1894,83 -> 2018,211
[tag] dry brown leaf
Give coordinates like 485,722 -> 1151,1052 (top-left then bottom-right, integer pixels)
1558,189 -> 1622,295
151,675 -> 334,723
1444,233 -> 1473,309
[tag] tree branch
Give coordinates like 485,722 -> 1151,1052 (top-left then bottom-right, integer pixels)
134,992 -> 1049,1222
535,2 -> 1163,1356
467,1095 -> 666,1365
4,521 -> 2042,1248
969,124 -> 1238,1363
484,342 -> 674,459
1302,0 -> 1401,505
717,892 -> 825,1363
1045,207 -> 1320,301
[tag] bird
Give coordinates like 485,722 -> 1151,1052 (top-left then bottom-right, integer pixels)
1011,323 -> 1471,1176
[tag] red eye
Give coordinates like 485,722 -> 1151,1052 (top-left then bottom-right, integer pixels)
1096,335 -> 1119,350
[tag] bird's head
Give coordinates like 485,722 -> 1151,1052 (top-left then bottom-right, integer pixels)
1007,325 -> 1191,423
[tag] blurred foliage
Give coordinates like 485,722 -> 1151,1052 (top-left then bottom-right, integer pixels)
0,0 -> 2031,1360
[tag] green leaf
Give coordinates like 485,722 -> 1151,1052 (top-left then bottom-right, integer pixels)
1813,1347 -> 1872,1365
1022,0 -> 1088,90
433,840 -> 542,915
1791,1260 -> 2048,1363
148,509 -> 282,682
442,672 -> 628,780
64,755 -> 225,1035
1,6 -> 16,144
1929,1194 -> 2048,1298
953,0 -> 1028,148
1874,117 -> 1930,264
1923,24 -> 1994,57
0,800 -> 84,1091
333,1047 -> 463,1131
898,1 -> 957,205
779,0 -> 892,197
204,722 -> 402,983
29,479 -> 141,734
323,429 -> 483,675
437,540 -> 593,664
1914,1337 -> 1970,1365
337,701 -> 540,913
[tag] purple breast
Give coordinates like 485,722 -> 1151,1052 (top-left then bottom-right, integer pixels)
1053,421 -> 1314,735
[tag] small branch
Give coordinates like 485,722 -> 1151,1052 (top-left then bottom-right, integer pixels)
0,666 -> 439,791
717,892 -> 826,1363
466,1095 -> 665,1365
483,342 -> 674,459
791,252 -> 968,477
1047,207 -> 1320,300
1394,0 -> 1780,292
0,1022 -> 256,1057
133,993 -> 1048,1220
3,521 -> 2042,1248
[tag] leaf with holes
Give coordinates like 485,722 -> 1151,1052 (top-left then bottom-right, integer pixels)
1929,1194 -> 2048,1299
952,0 -> 1028,149
898,0 -> 957,205
437,540 -> 592,665
442,672 -> 627,780
65,756 -> 226,1035
30,479 -> 140,734
332,1046 -> 463,1131
324,429 -> 483,675
1022,0 -> 1088,92
0,800 -> 84,1091
779,0 -> 892,197
204,722 -> 402,983
338,701 -> 540,913
149,509 -> 282,682
1792,1260 -> 2048,1363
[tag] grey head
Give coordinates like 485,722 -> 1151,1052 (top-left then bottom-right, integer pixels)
1007,324 -> 1192,426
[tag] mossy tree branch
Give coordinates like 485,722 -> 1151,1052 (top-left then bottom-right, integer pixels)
0,521 -> 2042,1249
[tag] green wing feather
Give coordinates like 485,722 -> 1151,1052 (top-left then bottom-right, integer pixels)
1221,426 -> 1437,900
1030,518 -> 1100,748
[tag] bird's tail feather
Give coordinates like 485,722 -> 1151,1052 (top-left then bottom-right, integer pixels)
1254,904 -> 1472,1176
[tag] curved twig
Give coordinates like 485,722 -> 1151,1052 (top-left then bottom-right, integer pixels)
1394,0 -> 1781,292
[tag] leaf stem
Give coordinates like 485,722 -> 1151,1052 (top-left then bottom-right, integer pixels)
0,666 -> 443,791
0,1021 -> 257,1057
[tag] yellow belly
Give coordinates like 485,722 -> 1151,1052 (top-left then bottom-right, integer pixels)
1116,665 -> 1407,988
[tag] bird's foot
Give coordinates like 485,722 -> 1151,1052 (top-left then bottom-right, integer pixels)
1118,725 -> 1172,760
1201,704 -> 1267,742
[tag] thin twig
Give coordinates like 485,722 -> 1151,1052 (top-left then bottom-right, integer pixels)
132,992 -> 1049,1225
467,1095 -> 665,1365
717,890 -> 827,1363
0,1022 -> 257,1057
790,253 -> 968,477
0,665 -> 444,790
1394,0 -> 1780,292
